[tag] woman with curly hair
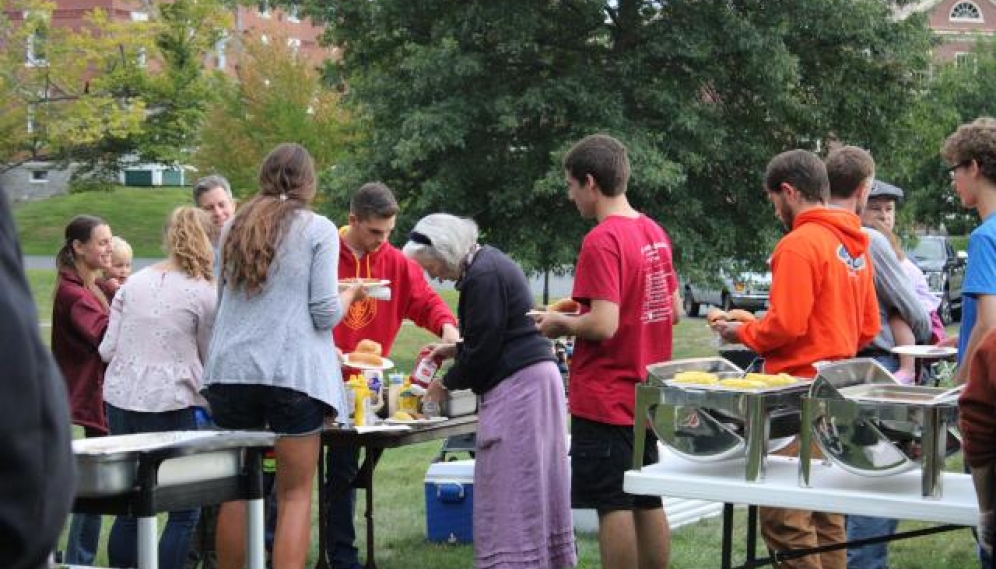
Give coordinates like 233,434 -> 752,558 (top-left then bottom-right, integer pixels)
97,206 -> 217,569
202,143 -> 363,569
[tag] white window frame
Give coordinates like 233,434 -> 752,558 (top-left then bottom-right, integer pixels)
287,37 -> 301,54
950,1 -> 984,23
287,3 -> 301,23
258,1 -> 271,19
30,170 -> 49,183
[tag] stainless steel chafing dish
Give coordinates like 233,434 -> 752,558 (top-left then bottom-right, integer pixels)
798,359 -> 961,499
74,430 -> 275,497
633,357 -> 809,482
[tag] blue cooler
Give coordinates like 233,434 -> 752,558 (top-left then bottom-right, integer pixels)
424,459 -> 474,543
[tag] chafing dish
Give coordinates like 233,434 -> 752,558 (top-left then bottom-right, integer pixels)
74,430 -> 275,497
634,357 -> 808,482
799,359 -> 961,499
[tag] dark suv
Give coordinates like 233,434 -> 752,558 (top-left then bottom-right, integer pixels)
907,235 -> 966,325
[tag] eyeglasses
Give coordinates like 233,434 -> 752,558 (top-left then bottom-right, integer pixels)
948,160 -> 972,180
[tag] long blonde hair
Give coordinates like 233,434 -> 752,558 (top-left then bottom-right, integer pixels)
165,206 -> 214,281
223,143 -> 316,294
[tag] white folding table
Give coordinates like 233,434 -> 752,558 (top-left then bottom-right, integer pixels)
625,452 -> 978,568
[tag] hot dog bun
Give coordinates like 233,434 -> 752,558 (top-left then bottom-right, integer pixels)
727,309 -> 756,323
548,298 -> 580,313
355,339 -> 383,356
706,308 -> 729,326
347,352 -> 383,367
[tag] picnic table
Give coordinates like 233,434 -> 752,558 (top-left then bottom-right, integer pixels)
316,415 -> 479,569
625,450 -> 977,569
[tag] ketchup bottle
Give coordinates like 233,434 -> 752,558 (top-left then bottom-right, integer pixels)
410,346 -> 442,388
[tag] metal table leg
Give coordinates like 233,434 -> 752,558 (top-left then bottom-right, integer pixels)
138,516 -> 158,569
721,503 -> 734,569
358,448 -> 385,569
247,497 -> 265,569
316,446 -> 331,569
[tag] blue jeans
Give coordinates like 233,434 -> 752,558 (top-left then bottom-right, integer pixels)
324,445 -> 361,569
846,515 -> 898,569
846,353 -> 899,569
66,425 -> 105,565
65,512 -> 103,565
105,404 -> 200,569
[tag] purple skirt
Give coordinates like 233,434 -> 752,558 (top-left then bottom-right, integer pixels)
474,360 -> 577,569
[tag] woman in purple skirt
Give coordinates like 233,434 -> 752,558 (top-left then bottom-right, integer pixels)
405,213 -> 576,569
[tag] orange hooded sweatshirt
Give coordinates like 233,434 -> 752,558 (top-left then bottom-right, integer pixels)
736,207 -> 880,378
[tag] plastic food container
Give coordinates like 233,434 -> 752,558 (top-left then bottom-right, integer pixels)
440,389 -> 478,418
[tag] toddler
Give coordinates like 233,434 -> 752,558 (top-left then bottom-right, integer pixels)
106,236 -> 133,286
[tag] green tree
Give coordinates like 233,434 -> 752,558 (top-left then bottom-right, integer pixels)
193,33 -> 358,202
890,38 -> 996,235
0,0 -> 231,185
0,0 -> 154,176
306,0 -> 935,278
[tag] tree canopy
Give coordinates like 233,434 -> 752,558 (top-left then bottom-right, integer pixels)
0,0 -> 231,185
304,0 -> 936,277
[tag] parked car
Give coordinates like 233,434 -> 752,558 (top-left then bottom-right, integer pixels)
906,235 -> 966,325
683,267 -> 771,317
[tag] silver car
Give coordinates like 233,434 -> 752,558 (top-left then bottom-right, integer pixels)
683,267 -> 771,317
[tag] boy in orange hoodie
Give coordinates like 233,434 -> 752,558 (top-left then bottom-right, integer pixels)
715,150 -> 879,569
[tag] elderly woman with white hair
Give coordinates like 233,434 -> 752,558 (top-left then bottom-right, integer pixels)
404,213 -> 577,569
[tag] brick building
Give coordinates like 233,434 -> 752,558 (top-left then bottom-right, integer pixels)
903,0 -> 996,63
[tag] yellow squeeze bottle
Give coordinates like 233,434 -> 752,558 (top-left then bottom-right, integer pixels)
348,374 -> 371,426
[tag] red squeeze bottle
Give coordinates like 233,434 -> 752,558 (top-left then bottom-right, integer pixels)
410,346 -> 442,388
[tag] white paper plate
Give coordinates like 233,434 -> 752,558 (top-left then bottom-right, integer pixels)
338,279 -> 391,290
342,354 -> 395,370
384,416 -> 448,426
526,309 -> 581,317
889,345 -> 957,358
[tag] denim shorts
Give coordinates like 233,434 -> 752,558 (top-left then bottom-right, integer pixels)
570,416 -> 663,512
202,384 -> 328,436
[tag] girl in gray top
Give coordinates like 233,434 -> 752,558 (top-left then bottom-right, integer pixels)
202,143 -> 365,569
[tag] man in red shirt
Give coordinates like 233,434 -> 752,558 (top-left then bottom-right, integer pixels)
715,150 -> 879,569
537,134 -> 681,569
326,182 -> 459,569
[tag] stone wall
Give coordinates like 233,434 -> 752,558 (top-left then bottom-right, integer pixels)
0,162 -> 73,202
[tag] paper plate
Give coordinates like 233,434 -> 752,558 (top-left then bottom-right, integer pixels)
342,354 -> 395,370
890,345 -> 957,358
338,279 -> 391,290
384,416 -> 448,426
526,309 -> 581,317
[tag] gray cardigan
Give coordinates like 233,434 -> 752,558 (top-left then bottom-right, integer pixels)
864,227 -> 932,350
203,210 -> 347,417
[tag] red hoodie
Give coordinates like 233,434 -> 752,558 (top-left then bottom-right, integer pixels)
334,227 -> 457,357
737,208 -> 880,378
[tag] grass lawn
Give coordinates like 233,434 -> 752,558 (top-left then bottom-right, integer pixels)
13,186 -> 191,258
25,268 -> 976,568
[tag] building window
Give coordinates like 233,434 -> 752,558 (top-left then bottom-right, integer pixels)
955,52 -> 978,70
287,37 -> 301,54
260,34 -> 270,45
258,1 -> 271,18
216,38 -> 227,70
25,30 -> 47,67
950,1 -> 983,22
131,11 -> 149,22
31,170 -> 49,183
287,3 -> 301,23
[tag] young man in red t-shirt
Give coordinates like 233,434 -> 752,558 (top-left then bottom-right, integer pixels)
537,134 -> 680,569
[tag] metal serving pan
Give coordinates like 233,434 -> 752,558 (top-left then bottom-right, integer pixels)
800,372 -> 960,498
440,389 -> 477,418
74,430 -> 275,498
636,357 -> 808,481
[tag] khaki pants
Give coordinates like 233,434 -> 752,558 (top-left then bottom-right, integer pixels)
760,438 -> 846,569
